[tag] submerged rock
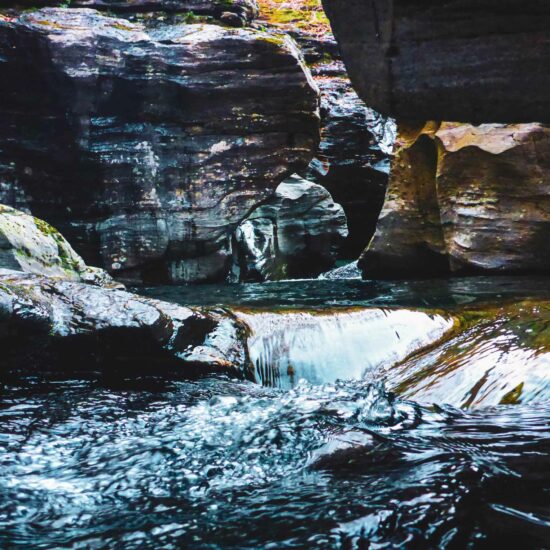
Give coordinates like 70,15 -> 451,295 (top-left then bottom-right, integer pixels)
0,269 -> 251,377
322,0 -> 550,122
0,8 -> 319,284
307,430 -> 401,472
232,175 -> 347,281
388,301 -> 550,408
360,122 -> 550,277
0,205 -> 116,287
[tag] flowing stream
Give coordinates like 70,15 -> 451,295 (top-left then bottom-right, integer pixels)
1,276 -> 550,547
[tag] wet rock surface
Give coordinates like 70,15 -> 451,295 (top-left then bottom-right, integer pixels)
306,75 -> 394,257
0,205 -> 116,287
4,1 -> 259,25
0,269 -> 252,378
322,0 -> 550,123
318,260 -> 361,280
360,121 -> 550,277
0,8 -> 319,284
255,1 -> 394,257
387,300 -> 550,408
232,175 -> 347,281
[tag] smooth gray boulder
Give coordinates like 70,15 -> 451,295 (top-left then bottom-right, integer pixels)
232,175 -> 347,281
0,269 -> 252,377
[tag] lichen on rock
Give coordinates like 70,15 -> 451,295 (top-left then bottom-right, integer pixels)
0,204 -> 117,287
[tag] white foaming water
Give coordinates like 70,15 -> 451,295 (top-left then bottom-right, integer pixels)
237,308 -> 455,388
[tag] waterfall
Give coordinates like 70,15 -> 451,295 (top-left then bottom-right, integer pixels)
237,308 -> 455,388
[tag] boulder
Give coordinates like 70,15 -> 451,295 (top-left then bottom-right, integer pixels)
0,8 -> 319,284
2,1 -> 259,25
0,204 -> 117,287
321,0 -> 550,123
0,269 -> 252,377
318,260 -> 361,280
360,122 -> 550,277
232,175 -> 347,281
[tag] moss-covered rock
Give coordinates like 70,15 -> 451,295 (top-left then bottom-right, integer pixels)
0,204 -> 118,286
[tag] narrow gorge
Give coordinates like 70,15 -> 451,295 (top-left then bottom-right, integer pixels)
0,1 -> 549,548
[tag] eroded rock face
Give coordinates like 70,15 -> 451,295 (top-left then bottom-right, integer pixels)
232,175 -> 347,281
254,2 -> 394,257
3,1 -> 259,25
360,122 -> 550,277
0,269 -> 251,377
321,0 -> 550,122
307,75 -> 394,257
0,205 -> 116,287
0,8 -> 319,284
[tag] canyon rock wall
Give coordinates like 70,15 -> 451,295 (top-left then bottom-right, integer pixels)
322,0 -> 550,123
0,8 -> 319,283
360,122 -> 550,277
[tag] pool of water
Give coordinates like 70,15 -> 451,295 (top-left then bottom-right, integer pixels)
1,276 -> 549,548
139,275 -> 550,310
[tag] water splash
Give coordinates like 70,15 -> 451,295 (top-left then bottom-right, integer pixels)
0,377 -> 548,548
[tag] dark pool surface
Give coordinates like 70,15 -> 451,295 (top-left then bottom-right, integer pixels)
139,275 -> 550,310
1,277 -> 550,548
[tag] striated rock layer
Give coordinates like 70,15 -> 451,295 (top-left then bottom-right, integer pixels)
0,8 -> 319,284
360,122 -> 550,277
255,1 -> 394,257
3,1 -> 259,25
232,175 -> 347,281
321,0 -> 550,123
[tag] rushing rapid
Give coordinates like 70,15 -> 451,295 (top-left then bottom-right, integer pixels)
1,277 -> 550,548
1,378 -> 548,548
